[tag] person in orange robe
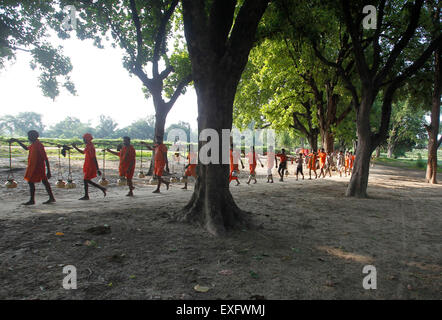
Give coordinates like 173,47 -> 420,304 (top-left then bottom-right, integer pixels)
107,136 -> 136,196
182,149 -> 197,190
317,148 -> 327,178
276,149 -> 289,182
349,152 -> 356,174
307,150 -> 318,179
73,133 -> 106,200
141,137 -> 170,193
11,130 -> 55,205
246,145 -> 264,185
344,151 -> 350,177
229,143 -> 244,186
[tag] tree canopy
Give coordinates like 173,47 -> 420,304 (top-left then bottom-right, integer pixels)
0,0 -> 76,99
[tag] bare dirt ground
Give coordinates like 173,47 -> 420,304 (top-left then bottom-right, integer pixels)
0,157 -> 441,300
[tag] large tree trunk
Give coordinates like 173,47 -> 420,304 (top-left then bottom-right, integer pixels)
308,132 -> 318,152
346,95 -> 375,198
426,137 -> 438,184
179,163 -> 246,235
146,100 -> 169,176
154,110 -> 167,144
176,79 -> 248,236
387,143 -> 394,158
175,0 -> 269,235
426,49 -> 441,184
346,138 -> 373,197
321,129 -> 334,152
375,146 -> 381,158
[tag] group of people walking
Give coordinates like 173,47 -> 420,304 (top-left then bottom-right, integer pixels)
228,146 -> 356,185
7,130 -> 357,205
8,131 -> 172,205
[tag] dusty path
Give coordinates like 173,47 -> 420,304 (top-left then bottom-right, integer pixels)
0,162 -> 441,299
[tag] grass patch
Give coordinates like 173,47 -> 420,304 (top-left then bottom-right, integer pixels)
375,156 -> 442,173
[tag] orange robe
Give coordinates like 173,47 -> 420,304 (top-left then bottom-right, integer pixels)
229,149 -> 240,182
83,142 -> 97,180
318,152 -> 327,169
350,155 -> 355,169
184,152 -> 197,177
345,156 -> 350,170
276,153 -> 288,164
24,140 -> 48,183
247,151 -> 257,175
308,153 -> 317,170
154,143 -> 168,177
118,145 -> 136,179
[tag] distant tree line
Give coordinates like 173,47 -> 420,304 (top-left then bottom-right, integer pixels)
0,112 -> 195,141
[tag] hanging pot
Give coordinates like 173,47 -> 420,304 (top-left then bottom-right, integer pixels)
138,171 -> 146,179
5,179 -> 18,189
65,180 -> 76,189
170,176 -> 179,183
99,178 -> 109,187
56,179 -> 66,188
117,176 -> 127,186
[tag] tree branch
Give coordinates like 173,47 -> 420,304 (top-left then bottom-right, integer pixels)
335,100 -> 354,126
390,34 -> 442,90
152,0 -> 179,77
292,112 -> 310,136
341,0 -> 370,80
374,0 -> 425,87
209,0 -> 236,58
165,74 -> 192,110
372,0 -> 386,72
312,43 -> 359,108
224,0 -> 269,77
159,65 -> 174,81
129,0 -> 143,65
181,0 -> 211,74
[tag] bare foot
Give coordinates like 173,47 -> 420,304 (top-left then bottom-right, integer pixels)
22,200 -> 35,206
181,186 -> 187,190
79,196 -> 90,200
126,192 -> 133,197
152,189 -> 160,194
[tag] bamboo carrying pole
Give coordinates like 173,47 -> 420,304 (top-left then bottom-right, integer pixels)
5,141 -> 18,188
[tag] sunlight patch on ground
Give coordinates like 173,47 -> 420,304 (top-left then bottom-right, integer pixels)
403,261 -> 442,273
317,246 -> 374,264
